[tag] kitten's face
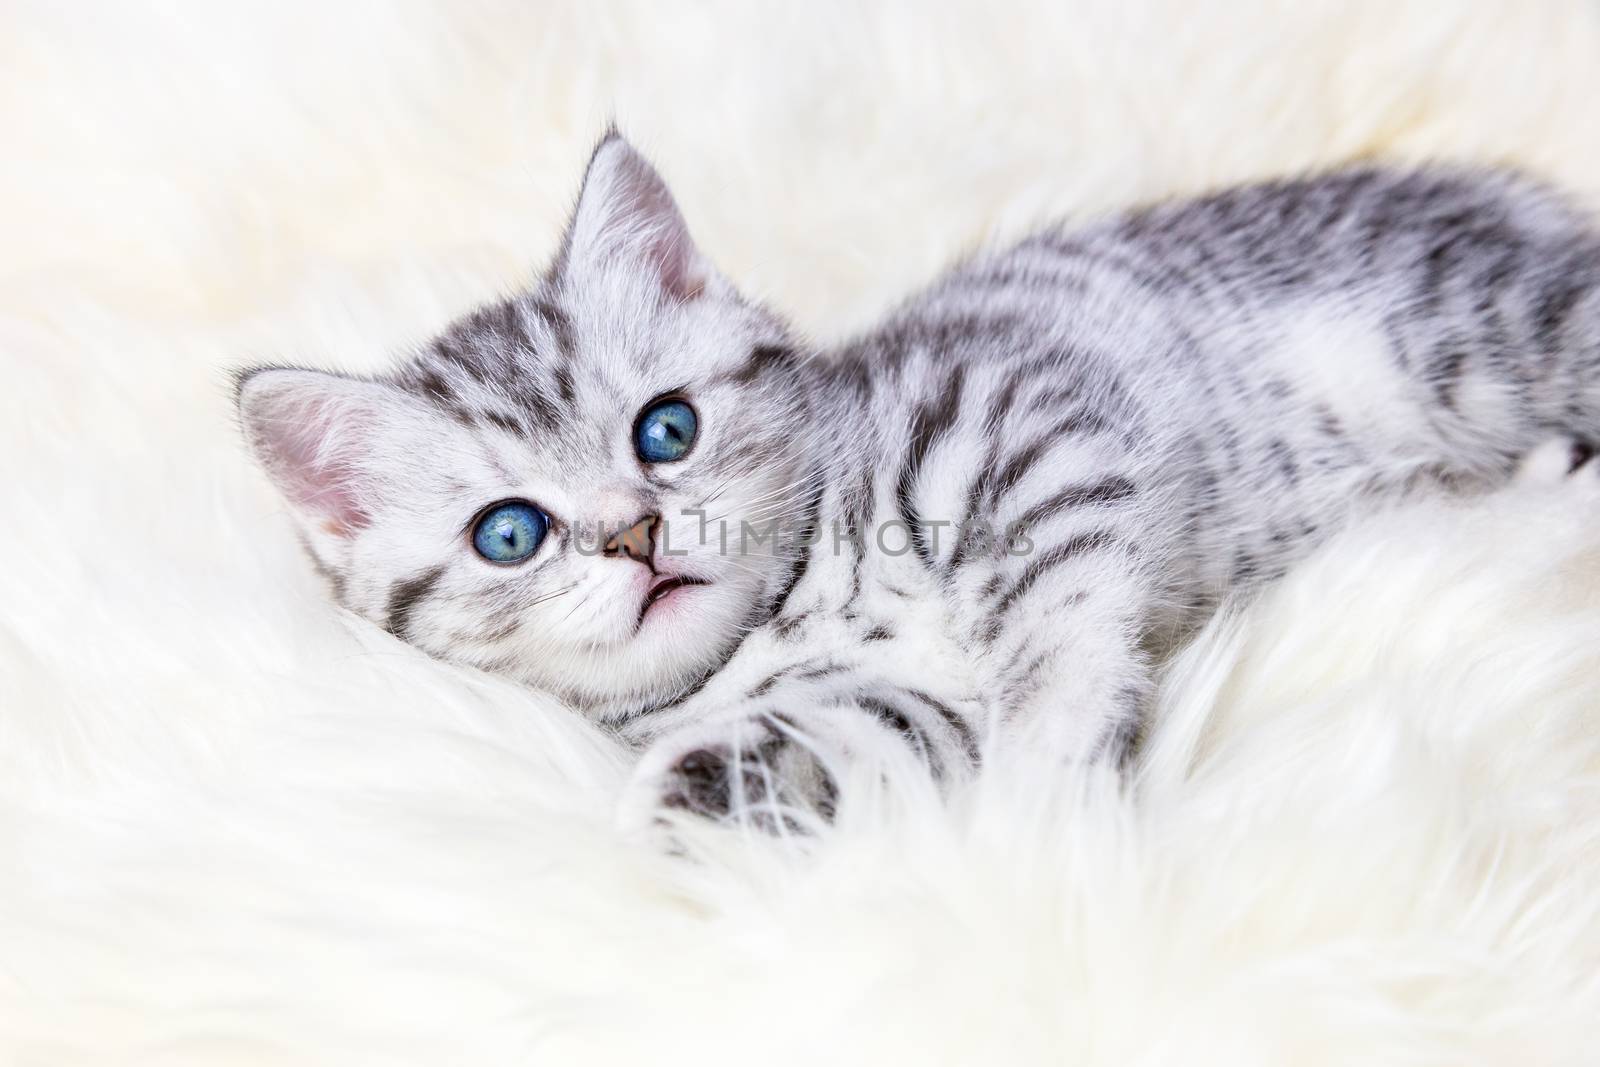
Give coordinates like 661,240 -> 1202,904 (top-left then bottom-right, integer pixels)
239,135 -> 812,716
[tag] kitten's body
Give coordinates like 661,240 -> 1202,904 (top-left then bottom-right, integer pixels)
239,136 -> 1600,822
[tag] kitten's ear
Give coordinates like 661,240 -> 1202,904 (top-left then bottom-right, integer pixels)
552,131 -> 719,301
236,368 -> 399,538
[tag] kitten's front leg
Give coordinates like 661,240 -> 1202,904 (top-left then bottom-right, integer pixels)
959,508 -> 1167,765
617,699 -> 849,833
616,634 -> 981,831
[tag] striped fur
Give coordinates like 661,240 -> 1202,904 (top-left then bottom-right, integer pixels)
239,133 -> 1600,824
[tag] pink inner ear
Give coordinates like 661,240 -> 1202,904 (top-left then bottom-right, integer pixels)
646,225 -> 706,302
616,163 -> 706,301
285,457 -> 370,537
570,137 -> 711,302
245,379 -> 377,537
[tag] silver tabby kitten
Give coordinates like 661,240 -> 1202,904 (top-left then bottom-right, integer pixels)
239,132 -> 1600,825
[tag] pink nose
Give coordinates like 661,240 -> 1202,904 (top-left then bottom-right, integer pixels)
603,513 -> 659,568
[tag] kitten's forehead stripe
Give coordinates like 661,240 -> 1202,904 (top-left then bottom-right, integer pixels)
430,330 -> 486,380
481,410 -> 527,437
719,344 -> 795,386
552,362 -> 576,406
475,437 -> 521,487
400,365 -> 478,427
514,380 -> 561,430
530,298 -> 577,360
413,368 -> 454,404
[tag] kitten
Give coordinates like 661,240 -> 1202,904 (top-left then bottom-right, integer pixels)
238,131 -> 1600,826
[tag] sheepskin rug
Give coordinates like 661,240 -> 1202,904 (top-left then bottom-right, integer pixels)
4,2 -> 1600,1063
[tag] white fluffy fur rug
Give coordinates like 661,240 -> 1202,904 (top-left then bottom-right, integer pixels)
5,3 -> 1600,1063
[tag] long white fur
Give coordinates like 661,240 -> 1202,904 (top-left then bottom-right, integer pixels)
4,2 -> 1600,1062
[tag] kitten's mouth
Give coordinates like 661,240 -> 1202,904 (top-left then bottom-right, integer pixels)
638,575 -> 710,625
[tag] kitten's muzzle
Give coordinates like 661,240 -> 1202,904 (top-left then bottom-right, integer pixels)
637,574 -> 711,630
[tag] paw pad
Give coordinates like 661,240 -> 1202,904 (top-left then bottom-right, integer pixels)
660,746 -> 736,817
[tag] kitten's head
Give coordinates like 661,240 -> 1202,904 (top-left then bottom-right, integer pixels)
238,133 -> 814,716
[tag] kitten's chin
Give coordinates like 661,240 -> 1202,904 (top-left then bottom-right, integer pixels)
548,649 -> 727,724
515,590 -> 765,722
454,550 -> 786,720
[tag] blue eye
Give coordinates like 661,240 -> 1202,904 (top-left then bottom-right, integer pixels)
471,501 -> 548,564
634,398 -> 698,464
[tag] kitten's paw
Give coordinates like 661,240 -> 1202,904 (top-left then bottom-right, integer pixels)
617,713 -> 837,836
1516,437 -> 1596,486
